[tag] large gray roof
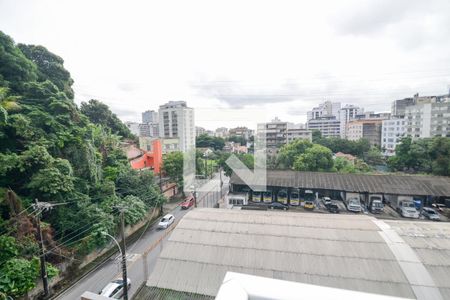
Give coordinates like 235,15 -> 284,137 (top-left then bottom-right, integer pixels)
230,170 -> 450,197
146,208 -> 450,299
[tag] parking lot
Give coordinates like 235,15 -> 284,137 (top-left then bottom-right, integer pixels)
241,197 -> 449,222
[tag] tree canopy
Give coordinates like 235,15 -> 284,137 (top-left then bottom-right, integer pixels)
0,30 -> 164,298
388,136 -> 450,176
196,134 -> 225,150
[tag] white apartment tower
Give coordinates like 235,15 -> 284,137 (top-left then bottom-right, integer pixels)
307,101 -> 341,121
158,101 -> 195,152
338,105 -> 363,138
381,118 -> 407,156
405,98 -> 450,139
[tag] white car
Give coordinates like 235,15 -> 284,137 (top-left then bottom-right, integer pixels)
99,278 -> 131,299
322,197 -> 332,206
158,214 -> 175,229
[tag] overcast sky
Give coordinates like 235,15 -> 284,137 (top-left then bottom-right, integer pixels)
1,0 -> 450,129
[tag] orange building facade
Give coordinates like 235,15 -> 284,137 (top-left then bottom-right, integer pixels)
129,139 -> 162,173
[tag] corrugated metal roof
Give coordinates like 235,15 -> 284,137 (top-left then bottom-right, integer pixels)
145,209 -> 450,299
230,170 -> 450,196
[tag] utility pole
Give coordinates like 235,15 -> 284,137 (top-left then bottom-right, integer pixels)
118,208 -> 129,300
34,199 -> 49,297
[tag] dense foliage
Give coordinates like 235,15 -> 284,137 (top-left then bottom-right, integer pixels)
311,130 -> 371,158
0,31 -> 164,298
387,136 -> 450,176
275,139 -> 371,173
195,134 -> 225,150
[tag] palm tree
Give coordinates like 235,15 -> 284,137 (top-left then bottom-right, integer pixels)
0,87 -> 20,124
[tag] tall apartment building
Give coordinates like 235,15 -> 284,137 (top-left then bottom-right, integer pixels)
405,97 -> 450,139
381,118 -> 407,156
338,105 -> 363,138
196,126 -> 206,137
139,123 -> 159,137
307,101 -> 363,138
215,127 -> 229,138
346,119 -> 383,147
391,98 -> 415,117
286,128 -> 312,143
307,101 -> 341,121
258,118 -> 312,154
158,101 -> 195,152
229,127 -> 253,140
307,116 -> 341,138
142,110 -> 158,123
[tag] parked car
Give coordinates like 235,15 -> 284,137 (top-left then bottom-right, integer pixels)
421,207 -> 440,221
99,278 -> 131,299
158,214 -> 175,229
268,202 -> 289,210
304,200 -> 315,210
326,203 -> 340,213
432,203 -> 446,213
322,197 -> 332,206
181,195 -> 195,209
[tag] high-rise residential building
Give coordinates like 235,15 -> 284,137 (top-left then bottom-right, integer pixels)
353,112 -> 391,120
306,116 -> 341,138
196,126 -> 206,137
381,118 -> 407,156
139,123 -> 159,137
405,96 -> 450,139
338,105 -> 363,138
158,101 -> 195,152
215,127 -> 229,138
391,98 -> 415,117
307,101 -> 364,138
258,118 -> 312,154
229,127 -> 253,140
346,119 -> 383,147
307,101 -> 341,121
125,122 -> 140,136
142,110 -> 158,123
286,128 -> 312,143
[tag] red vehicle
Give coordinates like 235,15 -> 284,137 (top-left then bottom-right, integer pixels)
181,195 -> 195,209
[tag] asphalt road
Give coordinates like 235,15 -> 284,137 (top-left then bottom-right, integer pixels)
56,172 -> 228,300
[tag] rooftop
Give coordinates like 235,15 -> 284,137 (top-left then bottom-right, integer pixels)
144,208 -> 450,300
230,170 -> 450,197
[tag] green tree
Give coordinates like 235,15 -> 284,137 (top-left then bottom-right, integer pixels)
429,137 -> 450,176
277,139 -> 313,169
196,134 -> 225,150
218,152 -> 254,177
80,99 -> 133,138
0,236 -> 18,265
227,135 -> 247,145
293,144 -> 334,172
162,151 -> 184,187
388,137 -> 432,173
0,87 -> 20,124
0,32 -> 38,92
311,129 -> 322,143
18,44 -> 74,99
364,146 -> 384,166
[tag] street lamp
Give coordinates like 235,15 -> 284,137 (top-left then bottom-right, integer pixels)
101,232 -> 129,300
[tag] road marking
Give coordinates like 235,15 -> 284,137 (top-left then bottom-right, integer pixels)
371,219 -> 443,300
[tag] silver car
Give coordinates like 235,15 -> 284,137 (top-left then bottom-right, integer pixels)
421,207 -> 440,221
99,278 -> 131,299
158,214 -> 175,229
